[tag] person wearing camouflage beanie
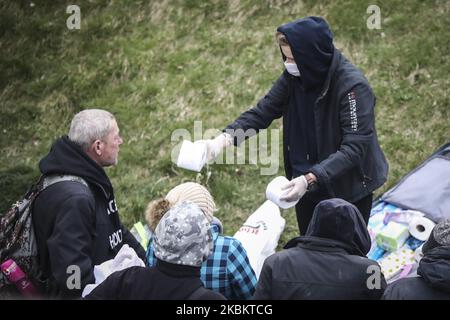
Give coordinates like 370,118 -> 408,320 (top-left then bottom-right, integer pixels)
85,201 -> 225,300
145,183 -> 257,300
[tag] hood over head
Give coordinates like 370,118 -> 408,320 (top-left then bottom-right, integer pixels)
39,136 -> 113,197
277,16 -> 334,89
305,198 -> 371,256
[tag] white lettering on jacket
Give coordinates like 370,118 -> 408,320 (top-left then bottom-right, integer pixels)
106,199 -> 118,215
109,229 -> 123,249
348,91 -> 358,131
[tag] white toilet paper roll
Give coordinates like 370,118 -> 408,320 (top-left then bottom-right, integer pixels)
409,216 -> 436,241
266,176 -> 300,209
176,140 -> 207,172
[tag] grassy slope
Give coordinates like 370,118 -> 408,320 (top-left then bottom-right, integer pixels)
1,0 -> 449,245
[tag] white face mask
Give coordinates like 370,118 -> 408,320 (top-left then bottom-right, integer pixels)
284,61 -> 300,77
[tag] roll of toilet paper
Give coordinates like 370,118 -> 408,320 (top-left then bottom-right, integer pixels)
266,176 -> 300,209
176,140 -> 207,172
409,216 -> 436,241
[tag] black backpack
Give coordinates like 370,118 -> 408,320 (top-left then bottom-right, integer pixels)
0,174 -> 87,298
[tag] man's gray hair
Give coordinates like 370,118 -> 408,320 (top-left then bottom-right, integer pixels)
68,109 -> 116,151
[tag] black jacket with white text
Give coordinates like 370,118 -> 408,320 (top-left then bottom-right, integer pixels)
32,136 -> 146,298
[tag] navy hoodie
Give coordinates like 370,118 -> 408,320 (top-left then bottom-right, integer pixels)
277,17 -> 334,175
33,136 -> 146,298
302,198 -> 371,256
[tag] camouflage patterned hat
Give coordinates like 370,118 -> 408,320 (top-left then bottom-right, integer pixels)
154,201 -> 213,267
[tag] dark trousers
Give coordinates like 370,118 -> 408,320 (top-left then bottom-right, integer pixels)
295,193 -> 373,235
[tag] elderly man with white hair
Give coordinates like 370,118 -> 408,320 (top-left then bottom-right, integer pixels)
32,109 -> 146,299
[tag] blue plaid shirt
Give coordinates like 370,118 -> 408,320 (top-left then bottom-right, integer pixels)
146,219 -> 257,300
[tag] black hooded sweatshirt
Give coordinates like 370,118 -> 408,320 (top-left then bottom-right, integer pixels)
382,246 -> 450,300
254,198 -> 386,300
32,136 -> 146,298
85,260 -> 226,300
277,16 -> 333,175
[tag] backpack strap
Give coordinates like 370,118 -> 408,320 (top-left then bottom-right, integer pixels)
41,174 -> 88,191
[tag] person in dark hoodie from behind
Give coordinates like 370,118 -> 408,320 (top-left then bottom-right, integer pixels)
201,17 -> 388,235
85,201 -> 226,300
254,198 -> 386,299
382,219 -> 450,300
32,109 -> 146,299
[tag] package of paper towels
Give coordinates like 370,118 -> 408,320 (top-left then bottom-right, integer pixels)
176,140 -> 207,172
376,221 -> 410,252
409,216 -> 436,241
266,176 -> 300,209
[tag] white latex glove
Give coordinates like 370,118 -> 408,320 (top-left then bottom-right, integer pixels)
280,175 -> 308,202
205,133 -> 233,162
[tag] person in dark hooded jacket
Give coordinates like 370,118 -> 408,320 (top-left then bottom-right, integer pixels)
202,16 -> 388,235
253,198 -> 386,300
32,109 -> 146,299
382,219 -> 450,300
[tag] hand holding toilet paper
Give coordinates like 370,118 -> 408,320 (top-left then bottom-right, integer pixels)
177,134 -> 233,172
205,133 -> 233,162
279,175 -> 308,203
266,176 -> 307,209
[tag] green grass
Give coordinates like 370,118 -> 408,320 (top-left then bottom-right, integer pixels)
1,0 -> 449,247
